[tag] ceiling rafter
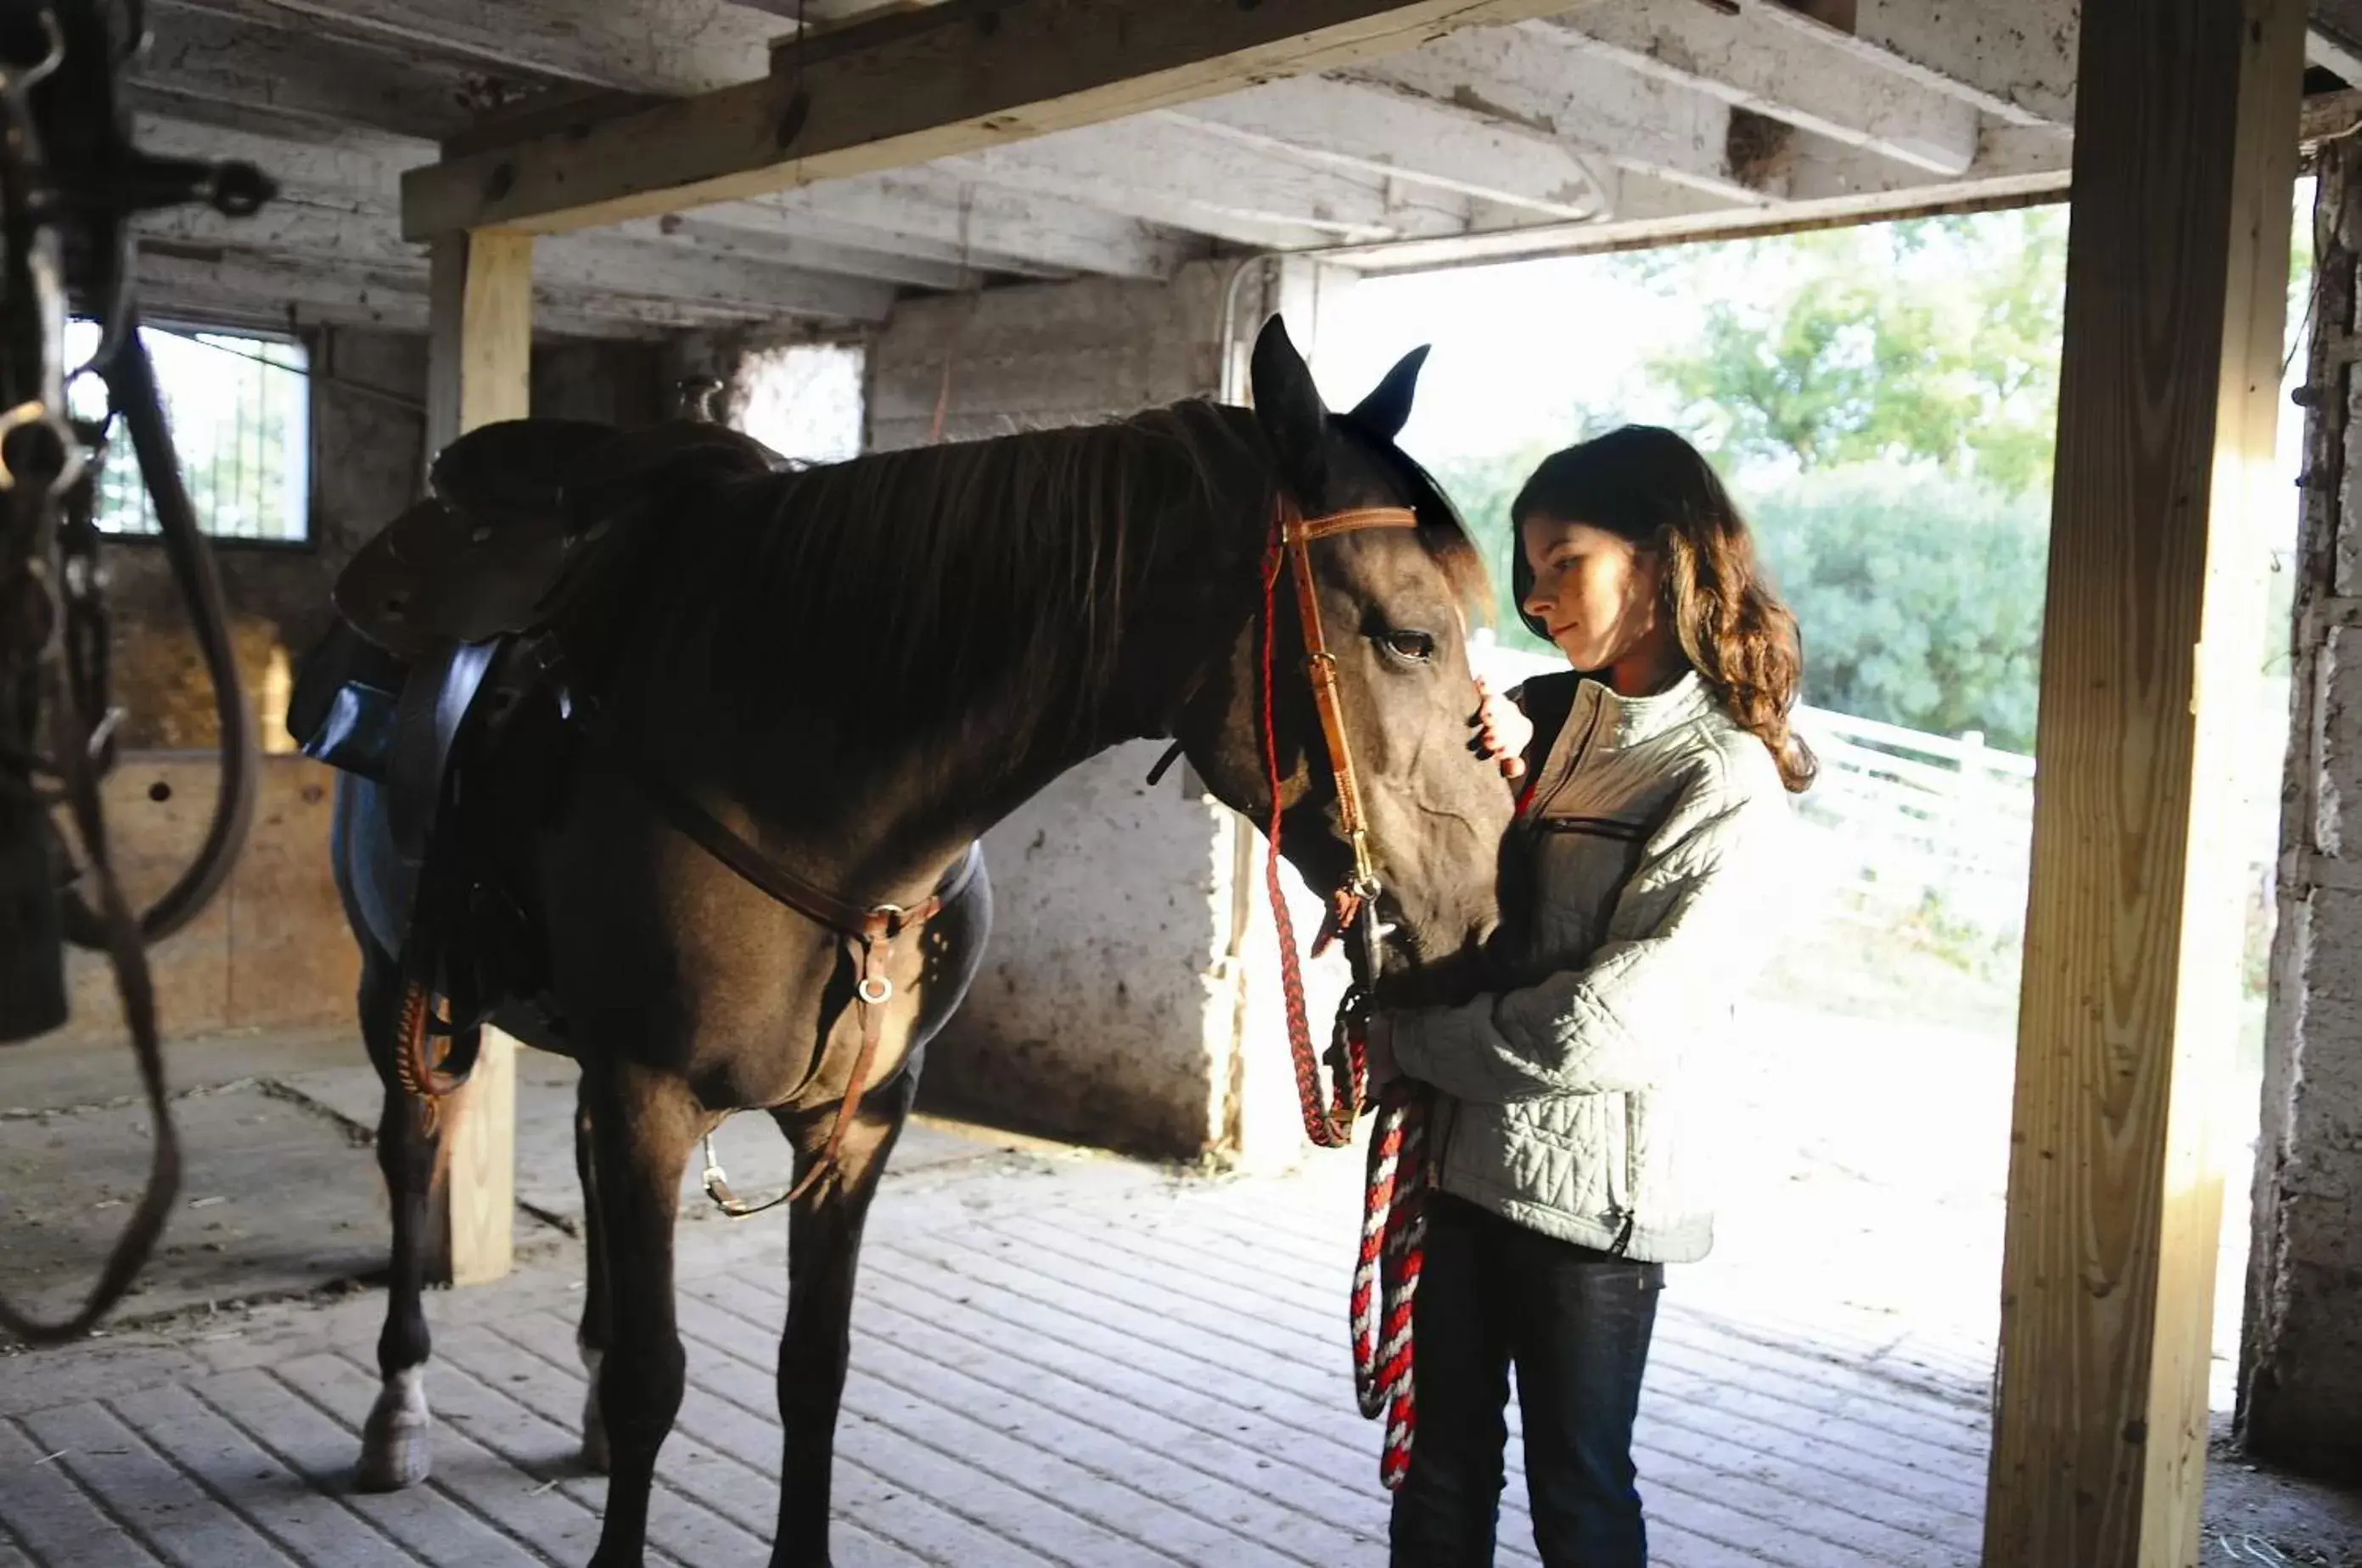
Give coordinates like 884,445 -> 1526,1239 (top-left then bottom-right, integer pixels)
1353,21 -> 1769,204
1165,76 -> 1607,220
938,118 -> 1478,251
1755,0 -> 2076,128
1542,0 -> 1981,176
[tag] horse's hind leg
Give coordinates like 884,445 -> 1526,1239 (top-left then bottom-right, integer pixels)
574,1080 -> 611,1473
356,943 -> 441,1492
583,1063 -> 703,1568
768,1069 -> 916,1568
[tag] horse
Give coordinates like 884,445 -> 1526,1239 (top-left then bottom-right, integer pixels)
323,315 -> 1514,1567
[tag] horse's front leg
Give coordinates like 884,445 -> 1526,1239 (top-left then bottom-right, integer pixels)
767,1067 -> 915,1568
582,1063 -> 704,1568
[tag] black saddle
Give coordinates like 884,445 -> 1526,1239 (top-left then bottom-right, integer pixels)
334,417 -> 781,662
291,417 -> 788,1062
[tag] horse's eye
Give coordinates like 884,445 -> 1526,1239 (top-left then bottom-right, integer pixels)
1379,629 -> 1437,664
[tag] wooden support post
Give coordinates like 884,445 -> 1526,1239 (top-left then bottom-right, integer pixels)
422,228 -> 531,1288
1983,1 -> 2303,1563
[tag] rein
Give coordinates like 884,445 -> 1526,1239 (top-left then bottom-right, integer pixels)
1254,493 -> 1432,1492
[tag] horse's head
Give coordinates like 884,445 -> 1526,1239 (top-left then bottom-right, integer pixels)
1180,316 -> 1512,1001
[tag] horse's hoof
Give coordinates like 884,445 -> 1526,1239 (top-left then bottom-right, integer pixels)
356,1368 -> 432,1492
579,1347 -> 610,1474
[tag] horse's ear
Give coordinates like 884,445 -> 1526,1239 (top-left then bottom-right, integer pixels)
1345,344 -> 1429,441
1249,315 -> 1328,497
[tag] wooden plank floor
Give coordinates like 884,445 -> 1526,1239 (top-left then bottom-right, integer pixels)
0,1128 -> 1993,1567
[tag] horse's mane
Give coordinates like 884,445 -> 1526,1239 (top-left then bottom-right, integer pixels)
630,400 -> 1490,760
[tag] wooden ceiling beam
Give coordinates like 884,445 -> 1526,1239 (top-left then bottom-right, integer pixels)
133,7 -> 486,142
143,193 -> 898,322
132,246 -> 739,338
1354,21 -> 1768,203
1167,76 -> 1607,220
723,171 -> 1197,281
133,110 -> 1190,284
147,0 -> 788,94
936,118 -> 1476,250
1543,0 -> 1982,176
396,0 -> 1593,238
1760,0 -> 2077,128
1319,122 -> 2071,271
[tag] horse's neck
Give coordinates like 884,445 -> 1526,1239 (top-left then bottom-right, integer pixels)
638,419 -> 1271,888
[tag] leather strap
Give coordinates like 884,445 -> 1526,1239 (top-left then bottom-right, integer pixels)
1293,505 -> 1420,544
1276,496 -> 1416,900
629,755 -> 943,943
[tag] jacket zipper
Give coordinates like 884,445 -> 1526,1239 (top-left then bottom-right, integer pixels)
1608,1093 -> 1639,1257
1527,690 -> 1607,823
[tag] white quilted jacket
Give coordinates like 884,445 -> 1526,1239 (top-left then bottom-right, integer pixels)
1388,669 -> 1793,1264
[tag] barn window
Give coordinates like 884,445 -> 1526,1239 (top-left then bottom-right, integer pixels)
63,319 -> 312,545
735,341 -> 864,465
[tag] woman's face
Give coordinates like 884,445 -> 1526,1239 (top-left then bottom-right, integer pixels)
1520,512 -> 1667,676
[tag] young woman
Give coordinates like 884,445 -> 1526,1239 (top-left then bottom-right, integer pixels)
1368,424 -> 1815,1567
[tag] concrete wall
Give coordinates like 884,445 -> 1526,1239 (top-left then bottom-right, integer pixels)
2241,142 -> 2362,1476
868,260 -> 1359,1166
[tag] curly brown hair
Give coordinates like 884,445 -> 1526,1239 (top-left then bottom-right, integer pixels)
1511,426 -> 1816,792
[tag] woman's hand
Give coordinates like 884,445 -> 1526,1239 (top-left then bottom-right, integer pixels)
1471,677 -> 1533,781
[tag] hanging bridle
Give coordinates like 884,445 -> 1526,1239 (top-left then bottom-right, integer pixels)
1256,490 -> 1436,1494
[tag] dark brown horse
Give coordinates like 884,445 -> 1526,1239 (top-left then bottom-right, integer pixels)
324,316 -> 1512,1566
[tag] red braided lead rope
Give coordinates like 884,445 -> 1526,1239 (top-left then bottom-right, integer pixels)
1351,1077 -> 1429,1489
1257,507 -> 1429,1487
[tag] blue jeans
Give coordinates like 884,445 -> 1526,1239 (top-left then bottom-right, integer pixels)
1389,1192 -> 1663,1567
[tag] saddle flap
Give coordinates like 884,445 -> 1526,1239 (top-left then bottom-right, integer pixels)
334,494 -> 574,658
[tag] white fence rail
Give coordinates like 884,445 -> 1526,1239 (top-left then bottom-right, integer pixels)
1790,707 -> 2036,937
1470,641 -> 2286,943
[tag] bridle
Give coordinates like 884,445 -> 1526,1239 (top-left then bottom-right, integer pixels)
1254,492 -> 1417,1147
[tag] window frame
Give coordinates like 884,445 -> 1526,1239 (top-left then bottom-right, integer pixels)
72,316 -> 321,554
